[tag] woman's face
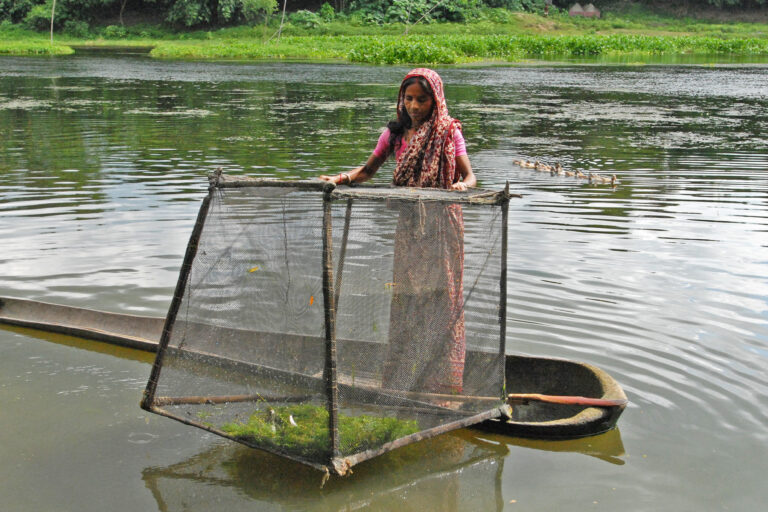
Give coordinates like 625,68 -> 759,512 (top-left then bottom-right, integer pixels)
403,82 -> 434,126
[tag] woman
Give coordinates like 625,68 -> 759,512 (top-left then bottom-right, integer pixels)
320,68 -> 474,396
319,68 -> 475,190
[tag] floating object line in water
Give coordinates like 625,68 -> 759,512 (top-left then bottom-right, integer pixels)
513,159 -> 618,186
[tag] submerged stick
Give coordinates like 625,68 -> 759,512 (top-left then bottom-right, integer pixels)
351,382 -> 500,404
154,394 -> 313,406
507,393 -> 627,408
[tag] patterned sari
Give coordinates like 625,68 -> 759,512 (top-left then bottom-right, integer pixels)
382,69 -> 466,395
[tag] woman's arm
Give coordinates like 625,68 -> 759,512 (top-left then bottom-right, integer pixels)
451,154 -> 476,191
319,152 -> 387,186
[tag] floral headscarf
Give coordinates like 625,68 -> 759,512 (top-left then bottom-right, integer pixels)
392,68 -> 462,189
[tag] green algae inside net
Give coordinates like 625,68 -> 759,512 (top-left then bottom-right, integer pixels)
221,404 -> 420,459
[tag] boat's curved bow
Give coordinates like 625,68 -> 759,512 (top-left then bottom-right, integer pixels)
475,355 -> 627,439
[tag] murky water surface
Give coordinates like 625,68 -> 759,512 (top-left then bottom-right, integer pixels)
1,54 -> 767,511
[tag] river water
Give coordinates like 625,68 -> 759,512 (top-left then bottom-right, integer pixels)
1,53 -> 766,511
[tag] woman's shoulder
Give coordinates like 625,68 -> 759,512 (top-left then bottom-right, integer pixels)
377,128 -> 393,146
373,128 -> 394,158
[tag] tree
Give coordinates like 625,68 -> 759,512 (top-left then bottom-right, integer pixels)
164,0 -> 278,27
50,0 -> 55,43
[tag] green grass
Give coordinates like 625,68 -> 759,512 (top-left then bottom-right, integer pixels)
0,24 -> 74,55
149,33 -> 768,64
150,35 -> 355,61
221,404 -> 420,460
0,40 -> 73,55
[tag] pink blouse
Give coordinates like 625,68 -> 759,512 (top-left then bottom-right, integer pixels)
373,128 -> 467,162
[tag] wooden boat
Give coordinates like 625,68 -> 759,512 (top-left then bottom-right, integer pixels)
0,296 -> 626,439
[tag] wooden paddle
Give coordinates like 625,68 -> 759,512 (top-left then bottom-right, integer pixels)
507,393 -> 627,408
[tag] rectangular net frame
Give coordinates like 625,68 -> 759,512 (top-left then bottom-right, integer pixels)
142,174 -> 512,475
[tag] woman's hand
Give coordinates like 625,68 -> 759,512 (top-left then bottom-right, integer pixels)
318,173 -> 345,185
318,155 -> 385,187
454,155 -> 476,191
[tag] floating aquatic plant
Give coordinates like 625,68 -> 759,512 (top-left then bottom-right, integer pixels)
221,404 -> 420,460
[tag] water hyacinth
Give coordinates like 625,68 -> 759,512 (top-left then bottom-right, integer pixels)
348,36 -> 459,64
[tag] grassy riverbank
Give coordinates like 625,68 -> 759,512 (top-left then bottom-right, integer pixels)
3,6 -> 768,63
147,33 -> 768,64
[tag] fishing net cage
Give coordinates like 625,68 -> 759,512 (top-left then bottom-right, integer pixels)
142,174 -> 512,475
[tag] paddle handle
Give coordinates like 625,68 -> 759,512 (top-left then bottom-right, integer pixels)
507,393 -> 627,408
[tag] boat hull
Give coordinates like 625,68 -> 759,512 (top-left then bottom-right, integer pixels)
1,296 -> 625,439
474,355 -> 626,439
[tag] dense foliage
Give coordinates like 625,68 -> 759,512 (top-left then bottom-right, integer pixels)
2,1 -> 767,32
0,0 -> 278,30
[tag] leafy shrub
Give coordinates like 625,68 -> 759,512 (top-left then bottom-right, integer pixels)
0,0 -> 37,24
103,24 -> 127,39
483,0 -> 544,11
24,4 -> 52,32
437,0 -> 484,22
219,0 -> 277,23
63,20 -> 89,38
166,0 -> 213,28
360,11 -> 384,25
243,0 -> 277,22
289,10 -> 322,29
385,0 -> 428,24
319,2 -> 335,22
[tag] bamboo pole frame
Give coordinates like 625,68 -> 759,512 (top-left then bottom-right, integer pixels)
153,394 -> 313,406
499,181 -> 510,402
322,183 -> 340,460
213,175 -> 518,205
141,174 -> 218,411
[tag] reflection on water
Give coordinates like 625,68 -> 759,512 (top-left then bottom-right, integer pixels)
503,427 -> 626,466
143,431 -> 506,512
1,56 -> 768,511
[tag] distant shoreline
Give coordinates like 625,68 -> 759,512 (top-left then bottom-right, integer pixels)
3,8 -> 768,64
4,33 -> 768,65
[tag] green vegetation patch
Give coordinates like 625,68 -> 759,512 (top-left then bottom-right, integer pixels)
150,35 -> 355,60
0,40 -> 73,55
221,404 -> 420,460
149,33 -> 768,64
348,33 -> 768,64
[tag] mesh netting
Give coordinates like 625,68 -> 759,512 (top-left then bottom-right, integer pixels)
143,179 -> 509,474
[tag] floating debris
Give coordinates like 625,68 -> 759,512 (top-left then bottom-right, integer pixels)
0,98 -> 53,111
123,108 -> 214,117
513,159 -> 618,186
